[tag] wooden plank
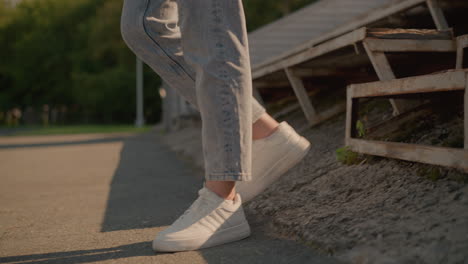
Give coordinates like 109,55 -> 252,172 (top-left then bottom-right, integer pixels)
366,28 -> 453,40
363,39 -> 456,53
363,42 -> 395,81
363,41 -> 406,115
345,88 -> 354,146
252,26 -> 455,80
350,70 -> 466,98
347,138 -> 468,172
456,35 -> 468,70
252,0 -> 427,76
426,0 -> 449,30
253,28 -> 367,79
284,68 -> 318,124
346,71 -> 468,171
363,37 -> 456,116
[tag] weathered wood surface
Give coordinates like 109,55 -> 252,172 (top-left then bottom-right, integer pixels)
284,68 -> 318,124
456,38 -> 467,152
346,70 -> 467,171
254,26 -> 456,86
366,28 -> 453,40
253,27 -> 455,79
252,0 -> 427,74
363,39 -> 456,52
426,0 -> 450,30
456,35 -> 468,69
362,42 -> 395,81
362,31 -> 456,115
253,28 -> 457,116
349,70 -> 466,98
253,28 -> 367,79
363,41 -> 408,115
345,88 -> 355,145
348,138 -> 468,172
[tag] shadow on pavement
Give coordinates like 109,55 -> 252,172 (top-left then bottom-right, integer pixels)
0,242 -> 155,264
0,136 -> 132,149
0,235 -> 339,264
0,131 -> 341,263
100,132 -> 203,232
99,131 -> 341,263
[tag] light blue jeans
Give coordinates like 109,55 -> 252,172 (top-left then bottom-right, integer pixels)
121,0 -> 266,181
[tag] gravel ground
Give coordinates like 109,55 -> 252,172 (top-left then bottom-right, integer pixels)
162,108 -> 468,264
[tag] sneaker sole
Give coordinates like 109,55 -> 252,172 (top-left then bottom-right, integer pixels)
152,221 -> 251,252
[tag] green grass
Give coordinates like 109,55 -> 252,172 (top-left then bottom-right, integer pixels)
335,146 -> 362,165
417,166 -> 442,182
0,124 -> 152,136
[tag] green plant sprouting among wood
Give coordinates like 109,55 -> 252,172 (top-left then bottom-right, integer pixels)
335,146 -> 362,165
356,119 -> 365,138
417,166 -> 442,181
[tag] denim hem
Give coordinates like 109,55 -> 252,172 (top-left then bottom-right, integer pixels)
207,173 -> 252,182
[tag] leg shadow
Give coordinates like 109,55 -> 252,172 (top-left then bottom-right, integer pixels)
98,132 -> 342,263
100,132 -> 203,232
0,242 -> 154,264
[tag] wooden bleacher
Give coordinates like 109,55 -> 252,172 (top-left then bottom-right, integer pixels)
278,27 -> 457,126
345,35 -> 468,172
251,0 -> 468,128
247,0 -> 468,171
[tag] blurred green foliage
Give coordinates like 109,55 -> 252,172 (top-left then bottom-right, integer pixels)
356,120 -> 365,138
0,0 -> 162,124
0,0 -> 316,125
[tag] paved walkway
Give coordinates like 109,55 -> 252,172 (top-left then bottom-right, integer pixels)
0,131 -> 340,264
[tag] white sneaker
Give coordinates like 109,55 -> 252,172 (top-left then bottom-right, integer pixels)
236,122 -> 311,202
152,187 -> 251,252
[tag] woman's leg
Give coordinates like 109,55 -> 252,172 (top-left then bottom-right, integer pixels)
176,0 -> 253,184
120,0 -> 310,252
119,0 -> 258,252
121,0 -> 267,184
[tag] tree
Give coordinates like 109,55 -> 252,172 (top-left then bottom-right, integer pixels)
0,0 -> 317,124
0,0 -> 161,124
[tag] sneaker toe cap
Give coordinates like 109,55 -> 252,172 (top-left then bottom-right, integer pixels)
152,229 -> 205,252
152,229 -> 173,252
